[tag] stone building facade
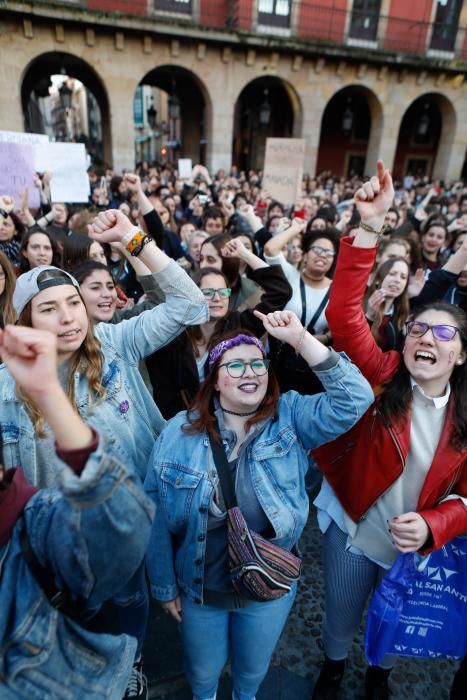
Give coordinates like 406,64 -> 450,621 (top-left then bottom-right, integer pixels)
0,0 -> 466,179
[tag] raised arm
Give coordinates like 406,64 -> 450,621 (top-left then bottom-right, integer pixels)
263,217 -> 307,258
0,325 -> 154,605
254,309 -> 374,448
90,210 -> 208,360
326,162 -> 400,385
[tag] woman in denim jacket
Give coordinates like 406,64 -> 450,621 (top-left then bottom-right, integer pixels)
0,325 -> 154,699
145,312 -> 374,700
0,209 -> 208,698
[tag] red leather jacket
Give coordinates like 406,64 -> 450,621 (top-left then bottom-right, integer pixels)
313,237 -> 467,553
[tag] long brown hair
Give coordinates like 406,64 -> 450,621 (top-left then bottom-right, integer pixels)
366,257 -> 410,343
0,252 -> 17,327
17,293 -> 105,436
184,328 -> 280,441
186,267 -> 231,355
200,233 -> 239,285
379,302 -> 467,449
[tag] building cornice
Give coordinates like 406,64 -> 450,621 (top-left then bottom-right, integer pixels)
1,1 -> 466,74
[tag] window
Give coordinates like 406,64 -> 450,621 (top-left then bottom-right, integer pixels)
430,0 -> 462,52
349,0 -> 381,42
258,0 -> 291,28
154,0 -> 192,13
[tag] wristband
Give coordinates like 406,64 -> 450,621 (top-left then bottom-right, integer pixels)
121,226 -> 142,247
130,235 -> 152,257
124,229 -> 146,255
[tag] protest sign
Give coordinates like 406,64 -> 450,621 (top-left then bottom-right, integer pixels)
178,158 -> 192,179
33,142 -> 90,203
262,138 -> 306,206
0,142 -> 40,208
0,130 -> 48,146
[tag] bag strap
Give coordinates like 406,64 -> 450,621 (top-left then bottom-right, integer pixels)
305,286 -> 331,336
299,277 -> 307,326
208,421 -> 237,510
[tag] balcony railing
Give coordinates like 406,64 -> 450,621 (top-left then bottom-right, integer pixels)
228,2 -> 466,58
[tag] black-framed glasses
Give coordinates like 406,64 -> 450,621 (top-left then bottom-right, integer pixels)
200,287 -> 232,300
405,321 -> 462,342
308,245 -> 335,259
218,359 -> 270,378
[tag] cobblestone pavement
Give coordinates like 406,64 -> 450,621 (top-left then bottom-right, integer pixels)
145,509 -> 458,700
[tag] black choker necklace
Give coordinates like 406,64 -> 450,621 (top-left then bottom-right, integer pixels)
221,405 -> 258,417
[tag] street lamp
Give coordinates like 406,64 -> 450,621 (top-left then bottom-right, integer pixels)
147,101 -> 157,131
168,93 -> 181,121
342,98 -> 354,134
58,82 -> 73,110
417,104 -> 431,138
259,88 -> 271,127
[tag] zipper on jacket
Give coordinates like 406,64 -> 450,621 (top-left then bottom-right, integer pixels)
356,409 -> 406,523
437,464 -> 462,504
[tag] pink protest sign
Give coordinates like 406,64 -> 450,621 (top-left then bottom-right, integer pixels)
0,142 -> 40,209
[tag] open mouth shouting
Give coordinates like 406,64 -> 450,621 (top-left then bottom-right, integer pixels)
414,350 -> 436,364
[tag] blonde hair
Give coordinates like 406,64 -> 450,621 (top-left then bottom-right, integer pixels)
17,295 -> 105,436
0,251 -> 17,326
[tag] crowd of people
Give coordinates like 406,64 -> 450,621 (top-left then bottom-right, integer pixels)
0,156 -> 466,700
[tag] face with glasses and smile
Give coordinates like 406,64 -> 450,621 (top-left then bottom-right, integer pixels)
200,272 -> 231,320
403,309 -> 466,396
303,238 -> 335,277
215,344 -> 269,413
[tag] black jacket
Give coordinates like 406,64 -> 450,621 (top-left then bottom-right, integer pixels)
145,265 -> 292,419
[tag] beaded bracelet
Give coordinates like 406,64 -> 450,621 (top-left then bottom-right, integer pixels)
125,229 -> 146,256
295,326 -> 307,356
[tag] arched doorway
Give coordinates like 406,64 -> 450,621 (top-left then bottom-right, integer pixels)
232,77 -> 298,172
137,66 -> 208,165
21,52 -> 110,165
316,86 -> 378,177
392,94 -> 446,180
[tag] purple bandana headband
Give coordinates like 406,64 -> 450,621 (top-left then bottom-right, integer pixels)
208,334 -> 265,370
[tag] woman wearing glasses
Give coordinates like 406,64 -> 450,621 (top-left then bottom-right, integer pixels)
263,219 -> 339,394
312,161 -> 467,700
145,316 -> 374,700
146,237 -> 291,419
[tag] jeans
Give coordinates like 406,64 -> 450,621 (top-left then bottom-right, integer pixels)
180,584 -> 297,700
113,564 -> 149,658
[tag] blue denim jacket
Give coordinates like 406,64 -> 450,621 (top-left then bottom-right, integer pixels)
145,352 -> 374,604
0,436 -> 155,699
0,261 -> 208,488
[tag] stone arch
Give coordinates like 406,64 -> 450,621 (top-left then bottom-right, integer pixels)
21,51 -> 111,164
232,75 -> 303,171
316,84 -> 383,176
392,92 -> 456,180
139,64 -> 212,165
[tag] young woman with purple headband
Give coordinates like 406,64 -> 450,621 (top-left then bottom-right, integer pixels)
144,312 -> 374,700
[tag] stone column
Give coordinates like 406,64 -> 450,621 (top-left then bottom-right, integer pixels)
206,99 -> 234,174
433,97 -> 466,182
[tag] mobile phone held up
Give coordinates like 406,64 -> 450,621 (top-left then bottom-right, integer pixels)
199,194 -> 210,205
